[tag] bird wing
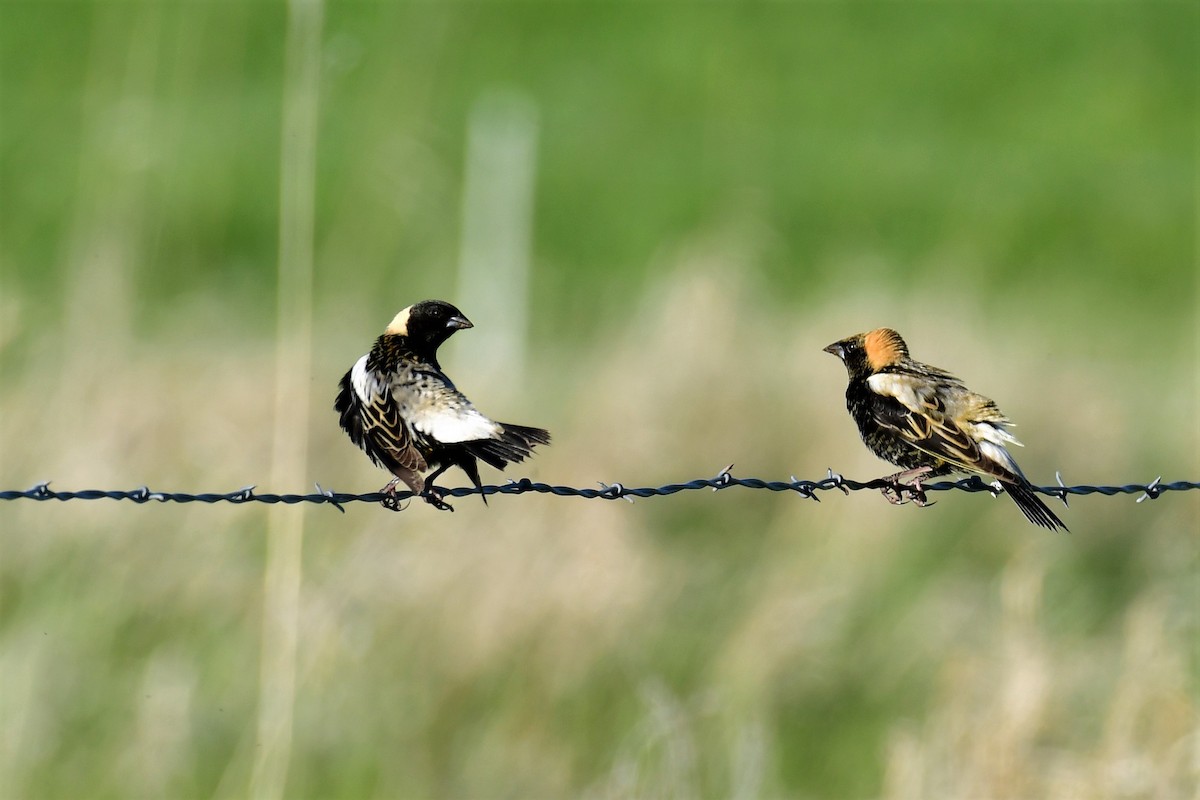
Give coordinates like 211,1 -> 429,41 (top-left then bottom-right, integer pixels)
866,371 -> 1023,480
348,356 -> 427,472
394,367 -> 503,445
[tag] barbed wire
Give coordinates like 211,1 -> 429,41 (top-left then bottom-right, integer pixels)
1,470 -> 1195,513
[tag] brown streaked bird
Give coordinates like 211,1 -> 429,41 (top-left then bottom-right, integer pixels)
824,328 -> 1067,531
335,299 -> 550,511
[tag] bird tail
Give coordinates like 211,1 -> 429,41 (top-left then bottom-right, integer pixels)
1002,479 -> 1069,532
457,456 -> 488,507
465,423 -> 551,470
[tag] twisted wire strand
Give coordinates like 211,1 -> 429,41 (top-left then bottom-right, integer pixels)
1,472 -> 1194,513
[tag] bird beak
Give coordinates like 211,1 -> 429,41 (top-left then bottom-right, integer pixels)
823,342 -> 844,360
447,315 -> 473,330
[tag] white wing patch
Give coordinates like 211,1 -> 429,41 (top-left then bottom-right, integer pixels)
867,373 -> 931,413
351,355 -> 388,402
968,419 -> 1023,448
390,364 -> 502,444
409,404 -> 502,443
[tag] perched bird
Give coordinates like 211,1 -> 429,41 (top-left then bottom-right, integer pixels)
335,299 -> 550,511
824,328 -> 1067,531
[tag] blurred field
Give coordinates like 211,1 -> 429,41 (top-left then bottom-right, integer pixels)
1,3 -> 1197,799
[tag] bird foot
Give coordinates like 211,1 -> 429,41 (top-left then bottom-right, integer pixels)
379,479 -> 411,512
881,467 -> 935,508
421,485 -> 455,512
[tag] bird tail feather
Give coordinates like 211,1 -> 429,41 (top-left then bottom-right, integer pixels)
1002,479 -> 1068,532
466,423 -> 551,470
458,456 -> 488,506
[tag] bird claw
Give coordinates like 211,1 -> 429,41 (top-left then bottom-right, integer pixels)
380,495 -> 410,512
880,484 -> 934,507
421,486 -> 455,512
379,479 -> 411,512
881,484 -> 907,505
906,485 -> 933,507
377,478 -> 453,512
881,467 -> 935,508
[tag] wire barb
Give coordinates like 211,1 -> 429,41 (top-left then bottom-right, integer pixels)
825,469 -> 850,495
598,481 -> 634,503
313,483 -> 345,514
1136,476 -> 1163,504
1054,471 -> 1070,508
712,464 -> 735,491
790,476 -> 820,502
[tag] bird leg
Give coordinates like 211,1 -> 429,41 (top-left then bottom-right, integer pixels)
418,464 -> 455,512
379,464 -> 456,513
880,483 -> 905,505
380,468 -> 424,512
881,466 -> 935,507
379,478 -> 409,512
421,487 -> 455,512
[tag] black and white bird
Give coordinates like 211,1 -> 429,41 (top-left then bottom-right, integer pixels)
335,300 -> 550,511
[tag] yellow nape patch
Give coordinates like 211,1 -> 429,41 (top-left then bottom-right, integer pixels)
385,306 -> 412,336
863,328 -> 909,371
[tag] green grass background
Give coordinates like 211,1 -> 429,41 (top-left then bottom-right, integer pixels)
1,2 -> 1197,798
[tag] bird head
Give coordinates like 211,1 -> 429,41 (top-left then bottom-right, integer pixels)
824,328 -> 909,379
385,299 -> 473,355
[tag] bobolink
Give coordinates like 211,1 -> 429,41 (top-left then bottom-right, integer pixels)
824,328 -> 1067,531
335,299 -> 550,511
